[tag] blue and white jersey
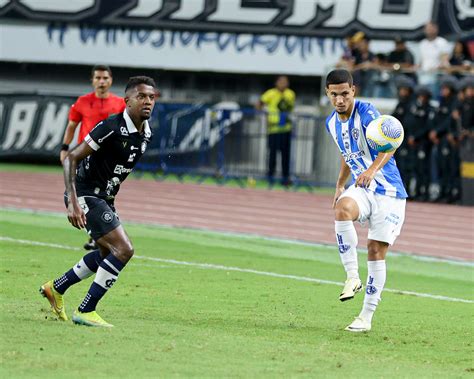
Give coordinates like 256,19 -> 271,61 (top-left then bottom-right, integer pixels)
325,100 -> 408,198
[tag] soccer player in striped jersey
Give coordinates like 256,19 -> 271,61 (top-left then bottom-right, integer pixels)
325,69 -> 408,332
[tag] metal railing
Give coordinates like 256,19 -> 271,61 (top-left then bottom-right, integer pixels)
136,104 -> 339,188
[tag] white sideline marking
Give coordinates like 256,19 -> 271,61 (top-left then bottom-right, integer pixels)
2,207 -> 473,267
1,236 -> 473,304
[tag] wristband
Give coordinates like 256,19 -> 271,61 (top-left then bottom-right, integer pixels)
61,143 -> 69,151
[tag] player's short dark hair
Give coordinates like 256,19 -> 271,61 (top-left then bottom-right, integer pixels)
91,64 -> 112,77
325,69 -> 353,88
125,76 -> 157,93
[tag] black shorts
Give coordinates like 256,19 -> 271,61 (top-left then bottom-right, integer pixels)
64,194 -> 121,241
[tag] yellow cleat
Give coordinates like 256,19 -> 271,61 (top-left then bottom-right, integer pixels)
72,310 -> 114,328
39,280 -> 68,321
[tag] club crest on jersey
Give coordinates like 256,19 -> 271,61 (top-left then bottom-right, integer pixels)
141,141 -> 147,153
101,211 -> 114,223
351,128 -> 359,140
120,126 -> 129,136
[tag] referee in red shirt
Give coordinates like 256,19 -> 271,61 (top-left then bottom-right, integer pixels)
60,65 -> 125,250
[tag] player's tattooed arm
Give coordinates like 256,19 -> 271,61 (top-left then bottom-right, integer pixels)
355,151 -> 394,188
63,142 -> 94,229
333,156 -> 351,208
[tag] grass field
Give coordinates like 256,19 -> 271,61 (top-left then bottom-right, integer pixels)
0,209 -> 473,378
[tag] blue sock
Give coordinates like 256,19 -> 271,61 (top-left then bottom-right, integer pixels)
53,250 -> 103,294
78,254 -> 125,313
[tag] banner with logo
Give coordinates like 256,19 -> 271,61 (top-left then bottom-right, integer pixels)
0,94 -> 243,161
0,0 -> 471,39
1,0 -> 472,75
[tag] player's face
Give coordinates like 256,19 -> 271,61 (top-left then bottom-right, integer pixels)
92,70 -> 112,95
326,83 -> 355,116
125,84 -> 156,120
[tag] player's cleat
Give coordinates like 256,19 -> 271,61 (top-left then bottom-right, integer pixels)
345,317 -> 372,332
339,278 -> 363,302
83,238 -> 97,251
39,280 -> 68,321
72,310 -> 114,328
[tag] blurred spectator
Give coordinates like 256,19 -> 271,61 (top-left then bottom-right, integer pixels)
388,37 -> 415,72
455,77 -> 474,141
370,53 -> 393,98
428,76 -> 459,202
418,21 -> 451,95
352,36 -> 376,96
404,85 -> 436,200
448,40 -> 473,77
393,75 -> 416,190
256,75 -> 295,186
336,33 -> 361,69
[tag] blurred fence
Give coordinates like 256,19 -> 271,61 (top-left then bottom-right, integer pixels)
0,94 -> 340,188
137,102 -> 339,188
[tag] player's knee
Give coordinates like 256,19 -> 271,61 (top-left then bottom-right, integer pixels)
367,240 -> 388,260
121,244 -> 134,260
335,200 -> 355,221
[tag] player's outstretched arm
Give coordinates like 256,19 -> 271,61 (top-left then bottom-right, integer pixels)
333,157 -> 351,209
355,151 -> 394,188
63,142 -> 94,229
60,121 -> 79,163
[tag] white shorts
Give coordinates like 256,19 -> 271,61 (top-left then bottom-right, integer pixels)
338,185 -> 406,245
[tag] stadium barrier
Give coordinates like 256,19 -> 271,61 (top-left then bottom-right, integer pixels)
136,101 -> 338,189
0,94 -> 339,188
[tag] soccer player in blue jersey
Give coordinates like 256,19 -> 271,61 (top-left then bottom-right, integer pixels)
325,69 -> 408,332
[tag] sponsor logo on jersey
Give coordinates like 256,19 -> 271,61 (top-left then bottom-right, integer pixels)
130,145 -> 139,151
127,153 -> 136,162
113,165 -> 133,175
342,150 -> 365,162
120,126 -> 129,136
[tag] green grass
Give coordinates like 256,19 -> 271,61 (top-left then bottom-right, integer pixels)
0,162 -> 333,194
0,209 -> 473,378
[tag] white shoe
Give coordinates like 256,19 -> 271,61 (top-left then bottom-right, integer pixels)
339,278 -> 362,302
345,317 -> 371,332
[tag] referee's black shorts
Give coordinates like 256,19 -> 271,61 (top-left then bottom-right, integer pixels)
64,194 -> 121,241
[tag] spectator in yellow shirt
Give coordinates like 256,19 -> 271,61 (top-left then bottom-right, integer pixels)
256,75 -> 296,186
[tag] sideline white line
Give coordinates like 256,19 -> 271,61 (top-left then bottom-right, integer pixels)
1,236 -> 473,304
2,206 -> 472,267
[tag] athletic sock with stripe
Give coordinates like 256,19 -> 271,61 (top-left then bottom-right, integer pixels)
53,250 -> 103,294
78,253 -> 125,313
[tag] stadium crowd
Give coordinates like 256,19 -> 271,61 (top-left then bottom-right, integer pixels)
335,21 -> 473,203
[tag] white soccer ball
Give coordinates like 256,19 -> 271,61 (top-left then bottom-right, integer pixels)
366,115 -> 404,152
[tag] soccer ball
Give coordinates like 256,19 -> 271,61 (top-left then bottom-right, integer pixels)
366,115 -> 404,152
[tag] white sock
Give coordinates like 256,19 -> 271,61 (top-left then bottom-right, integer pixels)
72,257 -> 95,280
335,221 -> 359,279
360,260 -> 386,324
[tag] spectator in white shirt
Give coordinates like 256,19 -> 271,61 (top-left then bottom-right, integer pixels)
418,21 -> 451,95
